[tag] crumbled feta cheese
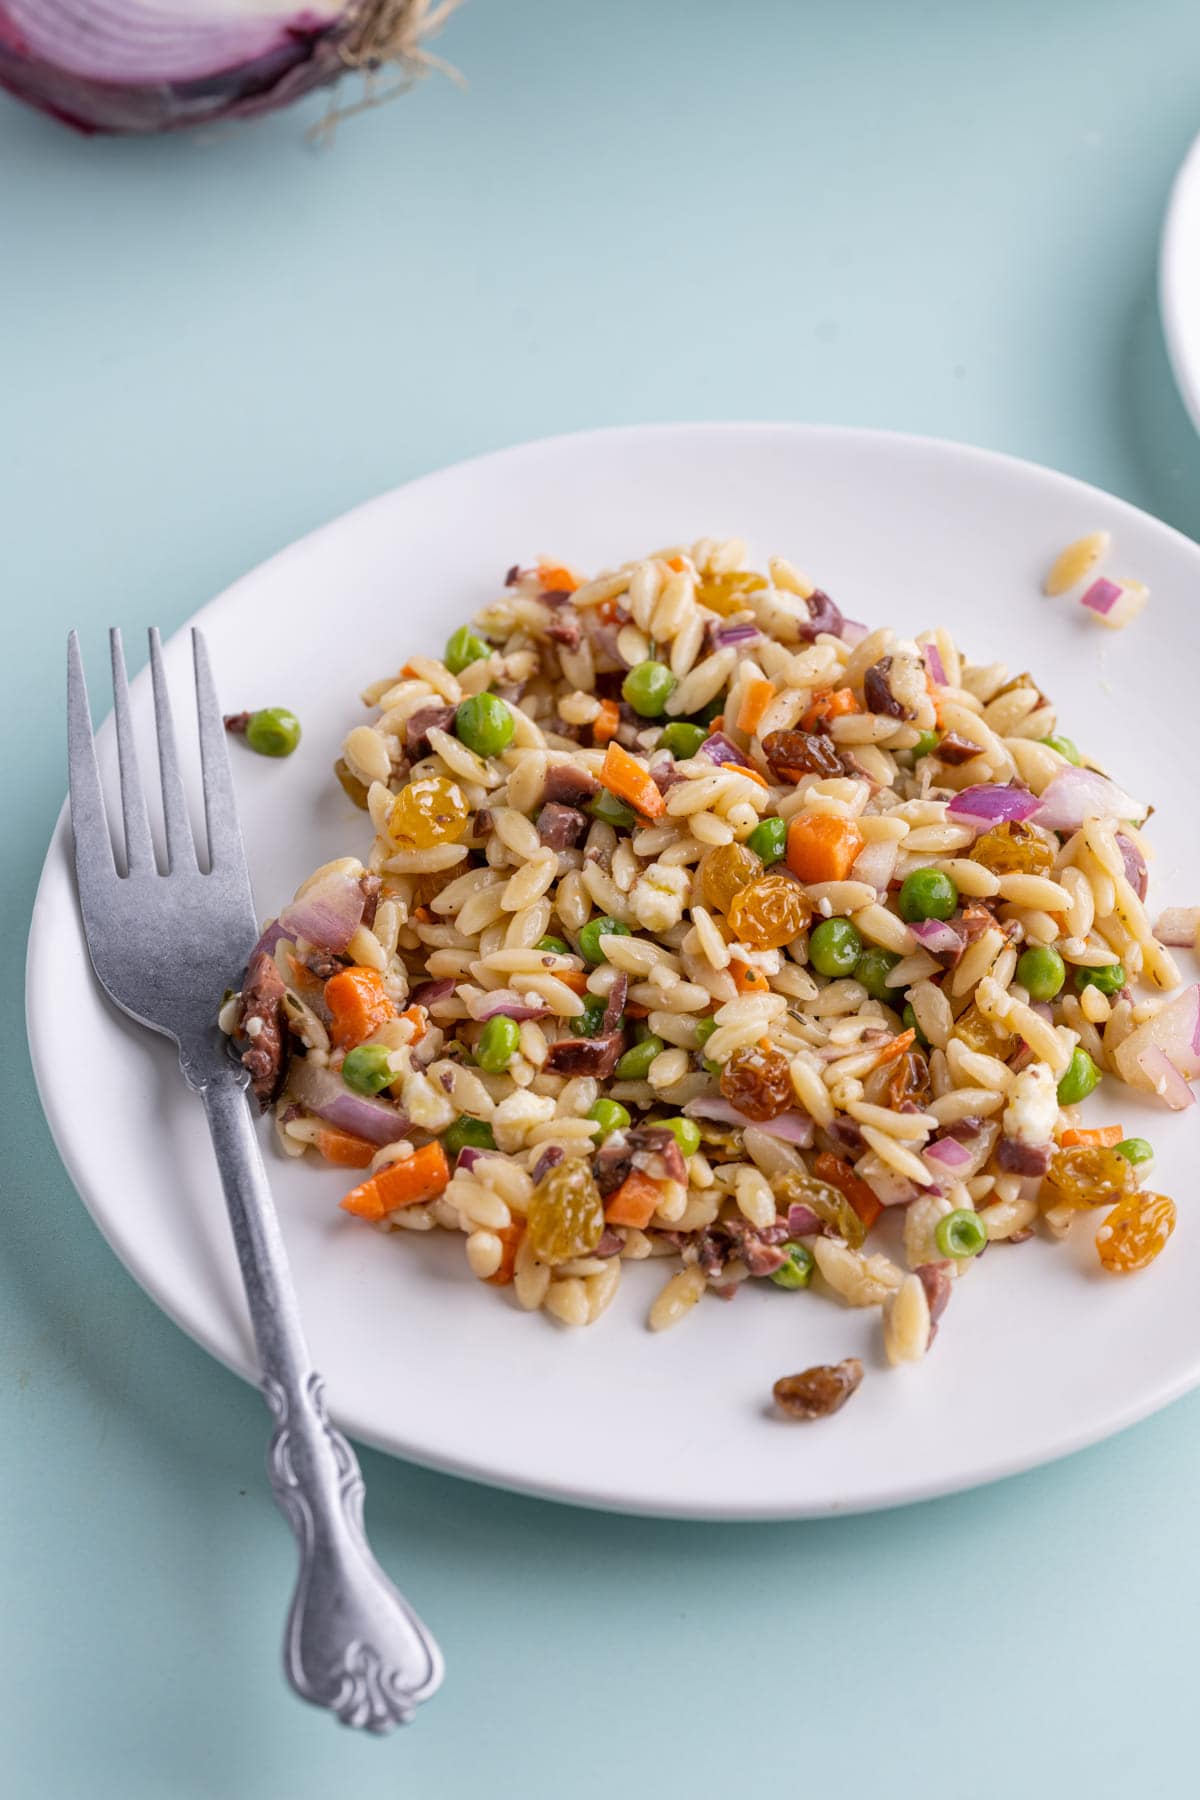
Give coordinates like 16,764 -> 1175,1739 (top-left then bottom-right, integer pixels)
630,861 -> 690,933
401,1068 -> 456,1133
491,1090 -> 557,1152
1003,1062 -> 1058,1147
904,1193 -> 957,1272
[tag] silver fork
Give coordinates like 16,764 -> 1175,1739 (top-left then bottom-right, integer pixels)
67,626 -> 444,1734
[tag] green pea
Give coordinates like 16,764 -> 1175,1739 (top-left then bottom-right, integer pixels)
659,721 -> 706,760
622,660 -> 678,718
902,1002 -> 929,1049
934,1209 -> 987,1259
615,1035 -> 665,1080
443,1116 -> 496,1157
587,1099 -> 631,1140
660,1116 -> 701,1159
590,790 -> 637,830
694,1016 -> 719,1046
454,693 -> 515,758
475,1015 -> 520,1073
444,625 -> 490,675
1074,962 -> 1125,996
578,915 -> 632,966
854,946 -> 901,1002
572,993 -> 610,1038
1016,945 -> 1065,1002
340,1043 -> 394,1096
244,706 -> 301,757
770,1242 -> 816,1289
1041,734 -> 1082,766
898,867 -> 958,923
1115,1136 -> 1153,1166
535,935 -> 571,955
691,693 -> 726,726
809,917 -> 864,978
911,729 -> 940,760
1056,1047 -> 1100,1105
745,817 -> 787,867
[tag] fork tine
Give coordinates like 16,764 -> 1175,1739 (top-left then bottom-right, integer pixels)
192,628 -> 248,871
67,632 -> 116,880
147,627 -> 196,871
109,628 -> 156,875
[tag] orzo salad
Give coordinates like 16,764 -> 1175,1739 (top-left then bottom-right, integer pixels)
223,539 -> 1200,1399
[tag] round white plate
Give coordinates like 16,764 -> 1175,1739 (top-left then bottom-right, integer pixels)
27,424 -> 1200,1519
1161,129 -> 1200,432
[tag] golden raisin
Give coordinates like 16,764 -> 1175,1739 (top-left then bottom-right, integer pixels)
886,1048 -> 932,1111
720,1045 -> 794,1120
954,1004 -> 1014,1055
697,572 -> 767,617
969,820 -> 1055,877
1045,1144 -> 1137,1210
525,1160 -> 605,1265
700,841 -> 762,915
773,1171 -> 867,1249
388,775 -> 470,850
773,1358 -> 864,1420
727,873 -> 813,949
1096,1191 -> 1176,1273
334,757 -> 370,810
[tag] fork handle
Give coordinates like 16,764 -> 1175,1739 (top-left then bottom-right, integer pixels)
199,1068 -> 444,1732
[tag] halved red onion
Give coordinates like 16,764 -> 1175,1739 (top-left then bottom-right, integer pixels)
279,871 -> 365,954
288,1057 -> 408,1145
1031,768 -> 1148,831
1135,1045 -> 1195,1111
924,642 -> 948,686
699,732 -> 757,771
923,1135 -> 974,1174
908,917 -> 964,955
1155,907 -> 1200,948
474,989 -> 550,1023
947,784 -> 1039,826
685,1096 -> 813,1145
1079,577 -> 1123,617
851,837 -> 899,895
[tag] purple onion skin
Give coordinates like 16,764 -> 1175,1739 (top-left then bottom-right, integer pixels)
0,16 -> 346,136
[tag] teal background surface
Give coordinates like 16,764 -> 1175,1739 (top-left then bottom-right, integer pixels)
5,2 -> 1200,1793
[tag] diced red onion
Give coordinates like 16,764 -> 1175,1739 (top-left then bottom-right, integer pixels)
1116,833 -> 1148,902
279,871 -> 364,954
249,919 -> 286,964
712,624 -> 762,649
840,619 -> 870,647
1136,1045 -> 1195,1111
685,1096 -> 814,1145
947,784 -> 1039,826
908,917 -> 964,955
923,1136 -> 974,1173
1080,577 -> 1123,617
409,979 -> 456,1009
785,1203 -> 824,1237
854,1151 -> 923,1207
1031,768 -> 1148,831
456,1147 -> 484,1174
1155,907 -> 1200,948
699,732 -> 757,771
924,643 -> 948,686
851,837 -> 899,895
288,1057 -> 408,1145
474,989 -> 550,1023
0,1 -> 453,136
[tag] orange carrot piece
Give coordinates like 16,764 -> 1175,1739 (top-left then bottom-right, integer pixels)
664,555 -> 689,574
705,715 -> 724,735
801,687 -> 860,733
737,677 -> 776,735
868,1028 -> 916,1071
605,1168 -> 665,1229
813,1152 -> 883,1230
593,698 -> 621,744
1060,1124 -> 1123,1148
623,1000 -> 650,1019
785,814 -> 865,883
732,961 -> 770,995
538,561 -> 580,593
557,969 -> 590,996
596,597 -> 624,625
485,1222 -> 525,1286
399,1003 -> 427,1044
600,741 -> 665,820
340,1143 -> 450,1222
315,1126 -> 377,1170
925,667 -> 944,728
325,967 -> 397,1050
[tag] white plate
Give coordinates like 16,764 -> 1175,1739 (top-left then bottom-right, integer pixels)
1161,129 -> 1200,432
27,424 -> 1200,1519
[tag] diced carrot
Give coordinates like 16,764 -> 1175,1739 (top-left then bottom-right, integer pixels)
664,555 -> 689,574
557,969 -> 590,995
315,1126 -> 377,1170
605,1168 -> 665,1229
412,906 -> 433,923
623,1000 -> 650,1019
399,1004 -> 427,1044
867,1028 -> 916,1071
596,597 -> 624,625
925,666 -> 944,728
486,1222 -> 524,1286
801,687 -> 860,732
737,677 -> 776,735
736,765 -> 768,788
593,698 -> 621,744
537,561 -> 580,594
705,715 -> 724,735
813,1152 -> 883,1231
340,1143 -> 450,1222
600,741 -> 665,820
1060,1124 -> 1123,1148
732,961 -> 770,995
786,814 -> 865,883
325,967 -> 397,1050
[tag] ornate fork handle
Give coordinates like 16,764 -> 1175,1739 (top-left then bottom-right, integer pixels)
198,1062 -> 444,1733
